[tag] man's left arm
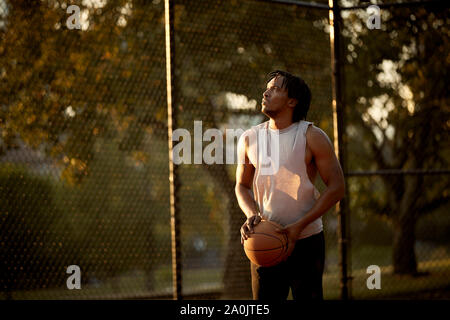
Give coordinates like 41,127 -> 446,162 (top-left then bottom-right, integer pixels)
277,125 -> 345,242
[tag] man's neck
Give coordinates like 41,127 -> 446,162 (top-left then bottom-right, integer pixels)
268,117 -> 294,130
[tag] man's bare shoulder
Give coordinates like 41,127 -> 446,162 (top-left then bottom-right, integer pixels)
238,122 -> 266,148
306,124 -> 334,152
238,128 -> 255,148
237,126 -> 260,165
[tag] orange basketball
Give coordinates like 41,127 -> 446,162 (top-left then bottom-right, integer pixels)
243,219 -> 289,267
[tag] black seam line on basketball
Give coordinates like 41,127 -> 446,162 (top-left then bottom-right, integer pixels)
251,245 -> 285,266
249,231 -> 288,266
246,232 -> 284,251
248,232 -> 284,243
257,251 -> 283,266
284,234 -> 289,252
245,246 -> 285,252
248,247 -> 284,266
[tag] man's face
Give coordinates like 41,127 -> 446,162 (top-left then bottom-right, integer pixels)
261,76 -> 291,118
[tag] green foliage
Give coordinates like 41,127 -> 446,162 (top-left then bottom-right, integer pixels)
0,164 -> 74,291
3,0 -> 447,292
343,5 -> 450,221
342,4 -> 450,274
53,133 -> 171,282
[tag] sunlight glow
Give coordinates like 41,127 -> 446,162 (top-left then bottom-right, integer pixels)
225,92 -> 257,111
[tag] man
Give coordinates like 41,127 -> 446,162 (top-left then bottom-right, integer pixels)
235,70 -> 345,300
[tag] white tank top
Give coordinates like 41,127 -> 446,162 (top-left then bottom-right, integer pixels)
239,120 -> 322,239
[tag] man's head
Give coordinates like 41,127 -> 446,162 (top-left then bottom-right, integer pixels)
261,70 -> 311,122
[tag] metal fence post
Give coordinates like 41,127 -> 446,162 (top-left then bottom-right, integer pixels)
164,0 -> 182,300
328,0 -> 351,300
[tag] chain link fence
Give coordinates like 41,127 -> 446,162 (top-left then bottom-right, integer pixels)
0,0 -> 448,300
342,0 -> 450,299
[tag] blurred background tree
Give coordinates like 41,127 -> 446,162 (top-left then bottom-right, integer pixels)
1,0 -> 332,298
0,165 -> 77,299
7,0 -> 447,299
0,0 -> 169,295
343,3 -> 450,274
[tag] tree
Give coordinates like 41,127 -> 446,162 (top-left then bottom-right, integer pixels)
169,0 -> 332,297
1,0 -> 167,294
0,165 -> 77,299
343,2 -> 450,274
1,0 -> 332,298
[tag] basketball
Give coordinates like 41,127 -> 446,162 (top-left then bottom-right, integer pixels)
243,219 -> 289,267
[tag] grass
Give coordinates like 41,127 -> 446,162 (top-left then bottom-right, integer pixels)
6,244 -> 450,300
324,258 -> 450,300
7,266 -> 224,300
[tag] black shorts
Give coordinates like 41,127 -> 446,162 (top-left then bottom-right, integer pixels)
250,231 -> 325,301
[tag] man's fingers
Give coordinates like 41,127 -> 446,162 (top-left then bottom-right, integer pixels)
244,222 -> 252,234
247,218 -> 255,233
240,228 -> 246,240
241,216 -> 262,244
241,224 -> 251,241
241,231 -> 249,245
248,215 -> 261,233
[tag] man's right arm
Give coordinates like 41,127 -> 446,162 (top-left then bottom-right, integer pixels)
235,162 -> 258,219
235,133 -> 261,243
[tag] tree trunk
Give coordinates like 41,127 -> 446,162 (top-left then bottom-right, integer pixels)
392,216 -> 417,274
387,170 -> 422,275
